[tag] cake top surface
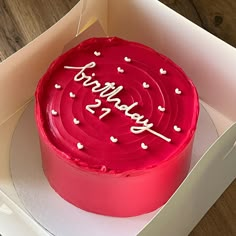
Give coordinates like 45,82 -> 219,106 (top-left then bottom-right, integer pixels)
35,37 -> 199,174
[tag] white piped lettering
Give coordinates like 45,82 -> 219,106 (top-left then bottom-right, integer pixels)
65,62 -> 171,142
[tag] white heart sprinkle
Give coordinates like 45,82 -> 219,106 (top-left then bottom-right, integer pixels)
73,118 -> 80,125
92,73 -> 96,77
110,136 -> 118,143
141,142 -> 148,150
69,92 -> 76,98
124,56 -> 131,62
117,67 -> 124,73
143,82 -> 150,89
160,68 -> 167,75
100,165 -> 107,172
94,51 -> 101,56
77,142 -> 84,150
174,125 -> 181,132
51,110 -> 58,116
55,84 -> 61,89
175,88 -> 182,95
158,105 -> 165,112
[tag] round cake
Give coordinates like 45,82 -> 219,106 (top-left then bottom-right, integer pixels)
35,37 -> 199,217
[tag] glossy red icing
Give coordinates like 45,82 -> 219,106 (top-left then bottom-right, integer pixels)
35,37 -> 199,216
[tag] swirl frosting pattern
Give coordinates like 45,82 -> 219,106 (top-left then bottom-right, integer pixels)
36,37 -> 199,174
35,37 -> 199,216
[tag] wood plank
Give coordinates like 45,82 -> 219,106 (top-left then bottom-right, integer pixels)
161,0 -> 236,47
0,0 -> 235,235
6,0 -> 78,42
160,0 -> 203,27
0,0 -> 78,61
190,181 -> 236,236
159,3 -> 236,234
0,0 -> 26,61
192,0 -> 236,47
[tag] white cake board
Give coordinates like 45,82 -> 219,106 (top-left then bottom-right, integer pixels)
9,101 -> 218,236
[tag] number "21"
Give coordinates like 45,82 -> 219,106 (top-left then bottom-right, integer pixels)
86,99 -> 111,120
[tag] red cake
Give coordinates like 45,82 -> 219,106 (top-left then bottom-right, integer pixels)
35,37 -> 199,217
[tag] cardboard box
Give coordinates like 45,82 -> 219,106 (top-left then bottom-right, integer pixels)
0,0 -> 235,235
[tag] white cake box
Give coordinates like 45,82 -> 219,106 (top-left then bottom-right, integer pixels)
0,0 -> 236,235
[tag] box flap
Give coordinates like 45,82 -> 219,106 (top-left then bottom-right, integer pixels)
108,0 -> 236,121
138,122 -> 236,236
0,1 -> 235,235
0,188 -> 48,235
0,0 -> 108,125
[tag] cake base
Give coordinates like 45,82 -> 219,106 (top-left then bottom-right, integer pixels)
9,101 -> 218,235
40,134 -> 193,217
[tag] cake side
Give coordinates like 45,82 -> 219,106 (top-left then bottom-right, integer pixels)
39,130 -> 194,216
35,37 -> 199,216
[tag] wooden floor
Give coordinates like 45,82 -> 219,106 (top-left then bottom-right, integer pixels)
0,0 -> 235,235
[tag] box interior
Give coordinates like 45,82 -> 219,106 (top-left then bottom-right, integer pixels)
0,0 -> 235,235
108,0 -> 236,122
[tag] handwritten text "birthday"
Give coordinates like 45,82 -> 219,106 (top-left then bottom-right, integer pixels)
64,62 -> 171,142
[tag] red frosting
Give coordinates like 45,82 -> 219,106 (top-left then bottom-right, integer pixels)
35,37 -> 199,216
